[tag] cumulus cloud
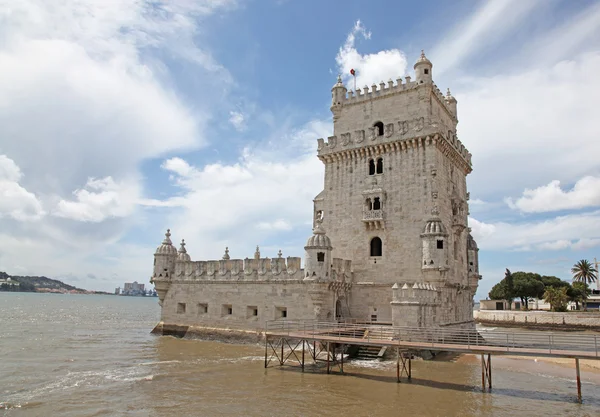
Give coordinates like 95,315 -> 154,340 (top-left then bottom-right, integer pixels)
336,20 -> 407,90
506,176 -> 600,213
0,155 -> 45,221
469,212 -> 600,251
55,176 -> 139,222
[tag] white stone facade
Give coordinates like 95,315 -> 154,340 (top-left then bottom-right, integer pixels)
150,51 -> 482,335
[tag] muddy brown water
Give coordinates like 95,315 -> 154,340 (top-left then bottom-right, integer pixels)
2,293 -> 600,416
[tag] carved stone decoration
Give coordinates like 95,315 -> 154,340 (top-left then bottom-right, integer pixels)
317,138 -> 325,151
354,129 -> 365,143
327,135 -> 337,149
431,206 -> 440,216
398,121 -> 408,135
415,117 -> 425,132
368,127 -> 377,141
384,123 -> 394,138
432,192 -> 438,199
431,169 -> 437,176
341,132 -> 352,146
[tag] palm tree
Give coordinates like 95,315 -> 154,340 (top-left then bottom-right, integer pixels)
571,259 -> 598,311
572,259 -> 598,284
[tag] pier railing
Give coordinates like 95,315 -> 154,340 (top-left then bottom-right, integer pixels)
265,320 -> 600,358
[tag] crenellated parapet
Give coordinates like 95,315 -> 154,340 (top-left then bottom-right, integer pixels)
392,282 -> 441,305
173,256 -> 304,281
331,258 -> 353,282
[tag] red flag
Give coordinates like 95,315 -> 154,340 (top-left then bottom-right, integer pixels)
350,69 -> 355,76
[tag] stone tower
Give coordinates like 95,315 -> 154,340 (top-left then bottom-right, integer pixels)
314,51 -> 480,326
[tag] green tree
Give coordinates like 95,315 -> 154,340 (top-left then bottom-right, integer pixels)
543,287 -> 569,312
488,280 -> 507,300
571,282 -> 592,311
513,273 -> 545,310
572,259 -> 598,285
504,269 -> 515,310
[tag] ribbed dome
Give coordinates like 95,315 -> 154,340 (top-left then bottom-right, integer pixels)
422,218 -> 447,235
467,234 -> 478,250
445,88 -> 456,103
305,219 -> 332,249
155,229 -> 177,255
177,239 -> 191,261
414,50 -> 432,69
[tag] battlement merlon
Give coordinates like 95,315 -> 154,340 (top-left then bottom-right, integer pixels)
316,131 -> 472,174
169,256 -> 304,280
332,78 -> 457,122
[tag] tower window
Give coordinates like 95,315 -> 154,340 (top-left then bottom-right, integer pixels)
376,158 -> 383,174
368,159 -> 375,175
366,198 -> 373,210
437,240 -> 444,249
370,237 -> 382,257
373,197 -> 381,210
424,69 -> 429,75
374,121 -> 384,136
317,252 -> 325,262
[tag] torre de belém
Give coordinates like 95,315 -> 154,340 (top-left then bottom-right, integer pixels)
150,51 -> 482,337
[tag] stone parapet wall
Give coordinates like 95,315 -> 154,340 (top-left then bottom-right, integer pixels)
474,310 -> 600,327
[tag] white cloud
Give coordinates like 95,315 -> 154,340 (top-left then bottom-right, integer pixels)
506,176 -> 600,213
0,155 -> 44,221
469,211 -> 600,251
336,20 -> 407,90
256,219 -> 292,231
153,120 -> 328,261
229,111 -> 246,131
55,176 -> 139,222
459,52 -> 600,200
431,0 -> 543,75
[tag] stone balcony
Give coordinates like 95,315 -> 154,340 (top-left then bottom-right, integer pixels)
362,209 -> 384,230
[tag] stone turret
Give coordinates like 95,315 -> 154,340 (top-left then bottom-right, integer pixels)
445,88 -> 457,120
414,50 -> 432,84
467,233 -> 482,289
151,229 -> 177,306
177,239 -> 191,262
330,75 -> 346,122
304,218 -> 333,281
421,207 -> 449,271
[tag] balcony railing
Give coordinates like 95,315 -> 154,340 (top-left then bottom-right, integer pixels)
363,209 -> 383,221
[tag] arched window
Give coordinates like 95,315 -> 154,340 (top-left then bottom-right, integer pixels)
374,121 -> 384,136
368,159 -> 375,175
317,252 -> 325,262
373,197 -> 381,210
366,198 -> 373,211
376,158 -> 383,174
370,237 -> 382,257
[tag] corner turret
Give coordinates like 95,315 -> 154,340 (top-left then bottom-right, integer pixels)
304,218 -> 333,281
414,50 -> 432,84
445,88 -> 457,120
467,233 -> 482,288
420,208 -> 449,271
331,75 -> 347,122
177,239 -> 191,262
151,229 -> 177,306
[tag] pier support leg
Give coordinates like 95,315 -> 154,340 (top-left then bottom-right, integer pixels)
280,338 -> 284,366
408,355 -> 412,380
326,342 -> 330,374
576,358 -> 582,403
481,354 -> 492,392
264,335 -> 268,368
301,340 -> 305,372
340,344 -> 344,374
396,348 -> 400,383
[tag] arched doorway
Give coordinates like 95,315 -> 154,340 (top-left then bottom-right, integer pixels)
335,299 -> 342,321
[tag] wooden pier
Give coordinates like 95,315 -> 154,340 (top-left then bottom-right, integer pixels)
264,320 -> 600,403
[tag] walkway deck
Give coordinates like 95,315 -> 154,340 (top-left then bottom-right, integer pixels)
263,320 -> 600,402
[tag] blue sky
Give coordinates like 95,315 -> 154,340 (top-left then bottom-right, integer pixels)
0,0 -> 599,300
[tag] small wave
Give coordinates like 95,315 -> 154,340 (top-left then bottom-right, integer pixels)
348,359 -> 395,370
138,360 -> 181,366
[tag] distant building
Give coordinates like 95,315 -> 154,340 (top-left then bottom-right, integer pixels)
0,277 -> 19,288
122,281 -> 145,296
115,287 -> 121,295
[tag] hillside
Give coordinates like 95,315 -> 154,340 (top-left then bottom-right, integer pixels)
0,271 -> 94,294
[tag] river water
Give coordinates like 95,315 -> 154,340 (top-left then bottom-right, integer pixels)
2,293 -> 600,416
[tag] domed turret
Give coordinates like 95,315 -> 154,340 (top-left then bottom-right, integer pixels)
445,88 -> 457,119
330,74 -> 347,121
420,208 -> 448,270
155,229 -> 177,255
177,239 -> 191,262
414,50 -> 432,84
467,233 -> 481,285
304,218 -> 333,281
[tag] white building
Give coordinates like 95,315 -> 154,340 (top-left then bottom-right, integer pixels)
150,51 -> 482,336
